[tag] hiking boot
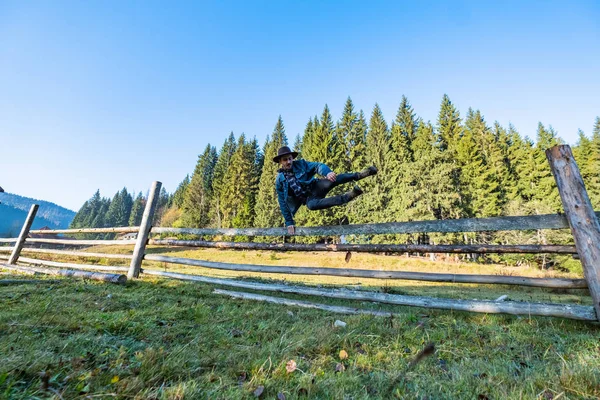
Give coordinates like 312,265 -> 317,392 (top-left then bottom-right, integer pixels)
356,166 -> 378,180
344,185 -> 364,203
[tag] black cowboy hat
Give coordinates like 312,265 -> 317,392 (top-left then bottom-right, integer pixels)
272,146 -> 299,163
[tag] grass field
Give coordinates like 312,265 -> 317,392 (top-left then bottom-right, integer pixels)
1,247 -> 599,399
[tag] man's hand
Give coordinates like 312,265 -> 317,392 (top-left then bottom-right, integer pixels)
326,172 -> 337,182
287,225 -> 296,235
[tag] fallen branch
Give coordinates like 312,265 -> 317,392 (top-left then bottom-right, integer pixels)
213,289 -> 398,317
144,270 -> 597,321
1,263 -> 126,284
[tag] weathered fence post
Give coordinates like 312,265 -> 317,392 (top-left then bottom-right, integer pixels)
546,145 -> 600,321
8,204 -> 38,265
128,181 -> 162,279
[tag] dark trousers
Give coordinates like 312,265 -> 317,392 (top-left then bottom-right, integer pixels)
305,173 -> 358,211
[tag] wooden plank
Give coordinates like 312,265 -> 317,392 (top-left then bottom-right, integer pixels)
150,212 -> 600,237
148,239 -> 577,254
1,263 -> 127,284
142,270 -> 596,321
25,239 -> 137,245
128,181 -> 162,279
16,248 -> 133,259
142,254 -> 587,288
547,145 -> 600,321
0,239 -> 17,243
8,204 -> 38,264
15,256 -> 130,272
28,226 -> 139,234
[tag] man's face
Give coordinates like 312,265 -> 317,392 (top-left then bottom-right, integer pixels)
279,154 -> 294,170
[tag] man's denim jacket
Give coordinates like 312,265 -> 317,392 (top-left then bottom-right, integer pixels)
275,159 -> 332,226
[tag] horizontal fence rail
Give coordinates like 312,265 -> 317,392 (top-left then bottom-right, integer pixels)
25,238 -> 137,246
0,239 -> 18,243
148,239 -> 578,254
28,226 -> 139,234
0,247 -> 133,259
1,263 -> 127,284
142,270 -> 596,321
143,254 -> 588,289
14,256 -> 130,272
151,212 -> 600,237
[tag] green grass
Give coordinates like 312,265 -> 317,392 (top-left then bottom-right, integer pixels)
1,248 -> 599,399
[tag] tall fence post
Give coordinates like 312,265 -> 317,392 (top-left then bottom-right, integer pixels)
546,145 -> 600,321
128,181 -> 162,279
8,204 -> 39,265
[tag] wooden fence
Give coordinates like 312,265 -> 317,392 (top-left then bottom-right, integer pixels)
2,145 -> 600,323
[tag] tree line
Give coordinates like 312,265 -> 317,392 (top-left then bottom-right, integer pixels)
71,95 -> 600,266
69,187 -> 170,233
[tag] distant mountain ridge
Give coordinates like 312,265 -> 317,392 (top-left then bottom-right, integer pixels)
0,192 -> 75,238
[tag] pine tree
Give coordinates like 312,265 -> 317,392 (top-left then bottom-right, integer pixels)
506,125 -> 536,202
588,117 -> 600,208
171,175 -> 190,209
332,97 -> 358,173
121,188 -> 134,226
307,105 -> 334,163
255,117 -> 288,228
240,137 -> 262,227
210,133 -> 237,227
490,122 -> 515,204
328,99 -> 363,224
437,94 -> 462,153
436,95 -> 463,218
592,116 -> 600,142
70,200 -> 90,229
104,190 -> 121,228
129,192 -> 145,226
104,188 -> 132,227
385,96 -> 417,222
406,120 -> 459,222
532,123 -> 561,212
573,129 -> 591,168
391,95 -> 416,161
575,127 -> 600,209
153,187 -> 170,225
299,118 -> 317,162
220,134 -> 261,228
81,190 -> 102,228
459,109 -> 502,218
355,104 -> 389,224
350,110 -> 368,171
182,144 -> 218,227
91,198 -> 110,229
293,133 -> 303,156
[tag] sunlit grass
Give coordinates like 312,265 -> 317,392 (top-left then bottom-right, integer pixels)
1,246 -> 597,398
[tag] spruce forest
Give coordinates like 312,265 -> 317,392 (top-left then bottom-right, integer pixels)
70,95 -> 600,269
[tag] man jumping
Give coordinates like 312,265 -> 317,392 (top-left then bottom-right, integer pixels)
274,146 -> 377,235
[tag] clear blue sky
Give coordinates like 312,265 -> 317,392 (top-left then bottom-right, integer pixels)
1,0 -> 598,211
